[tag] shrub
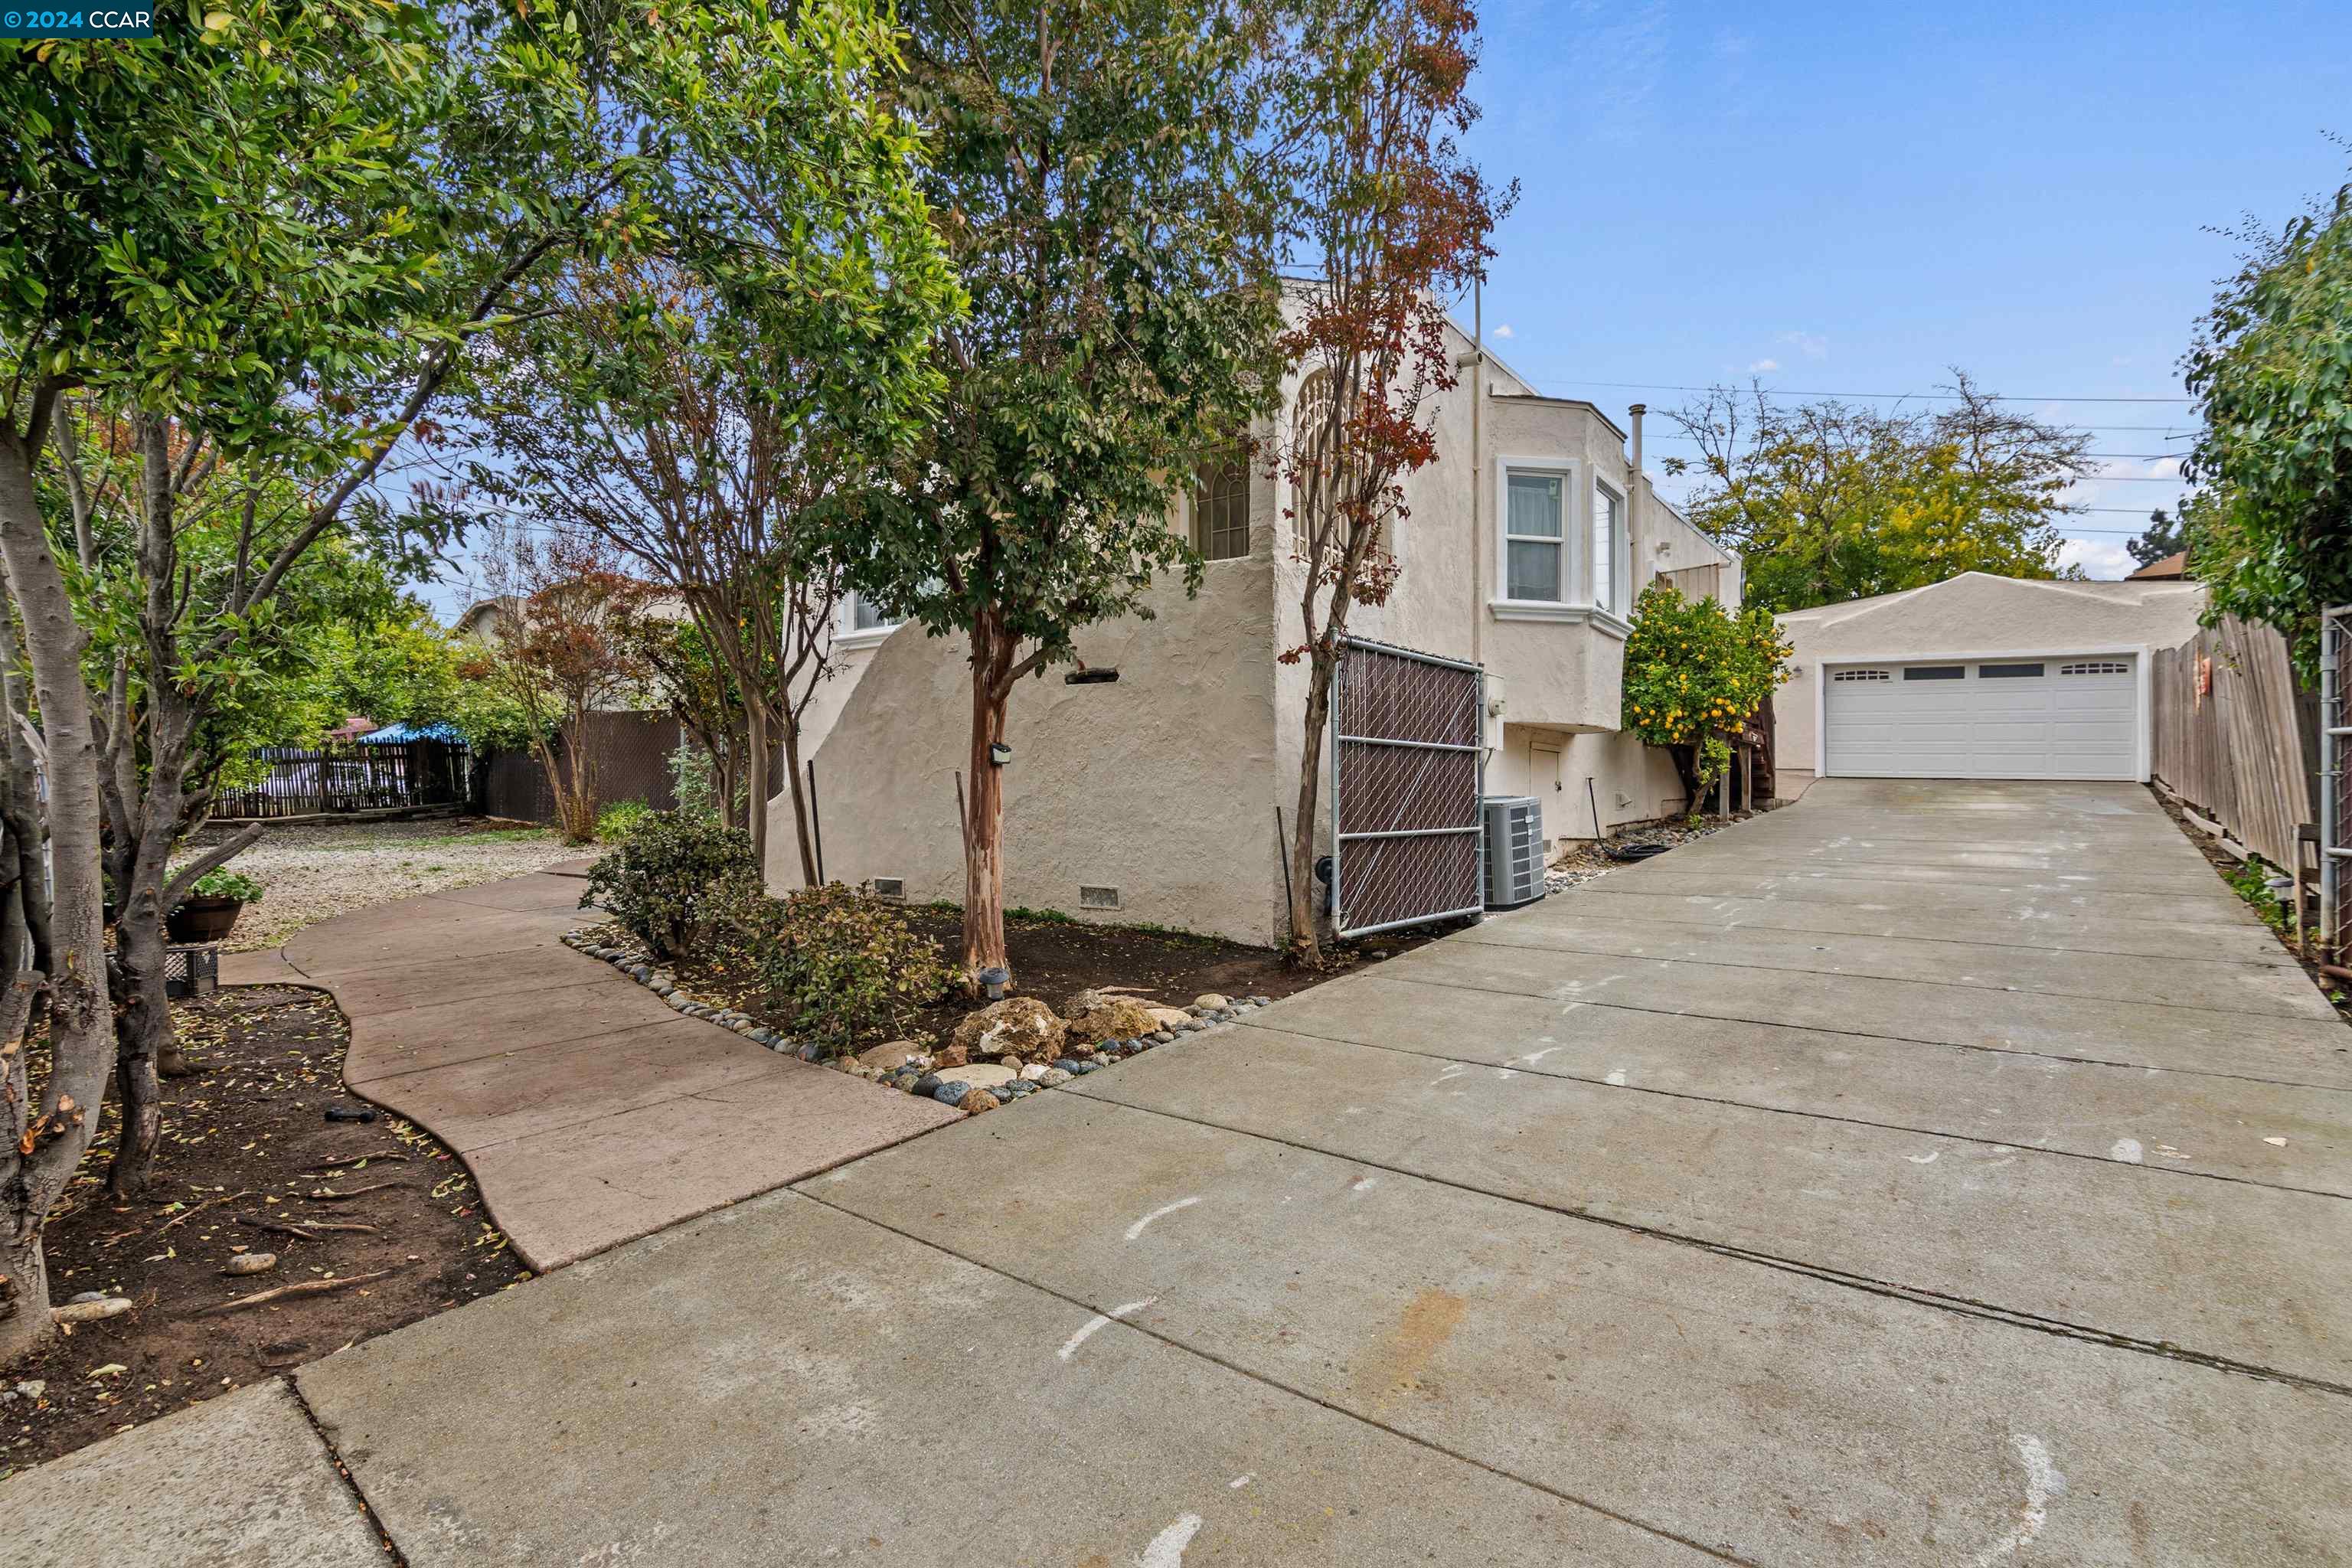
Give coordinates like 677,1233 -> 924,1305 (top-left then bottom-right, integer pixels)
187,867 -> 265,905
759,883 -> 952,1054
596,798 -> 654,842
584,812 -> 760,961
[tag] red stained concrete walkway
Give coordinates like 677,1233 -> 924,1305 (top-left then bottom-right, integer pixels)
224,867 -> 956,1271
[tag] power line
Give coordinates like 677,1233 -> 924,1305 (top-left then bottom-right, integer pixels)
1514,374 -> 2192,406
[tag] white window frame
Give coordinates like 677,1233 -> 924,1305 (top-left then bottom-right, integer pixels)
1592,476 -> 1627,620
1488,454 -> 1628,635
835,592 -> 900,651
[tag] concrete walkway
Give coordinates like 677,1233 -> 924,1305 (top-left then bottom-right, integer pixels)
24,781 -> 2352,1565
225,867 -> 956,1270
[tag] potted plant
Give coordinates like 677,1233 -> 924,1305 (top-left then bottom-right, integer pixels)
167,868 -> 266,944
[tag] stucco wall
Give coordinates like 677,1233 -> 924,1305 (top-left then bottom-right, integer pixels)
1487,723 -> 1692,845
771,560 -> 1285,946
1772,572 -> 2209,791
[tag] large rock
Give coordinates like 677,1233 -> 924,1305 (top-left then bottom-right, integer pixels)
1143,1005 -> 1194,1031
951,1063 -> 1019,1092
949,998 -> 1066,1063
1065,996 -> 1161,1047
854,1040 -> 927,1074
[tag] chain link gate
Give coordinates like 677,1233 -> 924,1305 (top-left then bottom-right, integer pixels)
1328,637 -> 1487,939
2324,606 -> 2352,956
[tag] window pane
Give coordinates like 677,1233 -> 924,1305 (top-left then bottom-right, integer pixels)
1506,472 -> 1563,537
1592,486 -> 1619,611
1978,662 -> 2046,678
852,595 -> 890,631
1508,539 -> 1562,602
1194,449 -> 1250,561
1903,665 -> 1965,681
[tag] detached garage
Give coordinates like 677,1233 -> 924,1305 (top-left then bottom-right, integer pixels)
1774,573 -> 2207,796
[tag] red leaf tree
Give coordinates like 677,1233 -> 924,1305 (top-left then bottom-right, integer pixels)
1272,0 -> 1514,963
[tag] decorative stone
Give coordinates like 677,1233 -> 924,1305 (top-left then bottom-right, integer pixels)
1144,1005 -> 1193,1031
932,1040 -> 971,1070
933,1081 -> 973,1107
224,1252 -> 278,1276
1064,996 -> 1160,1047
1018,1061 -> 1050,1082
913,1073 -> 944,1096
951,1063 -> 1020,1092
960,1089 -> 998,1115
1038,1067 -> 1072,1086
1066,1060 -> 1098,1075
1191,993 -> 1230,1011
855,1040 -> 927,1075
1249,995 -> 1272,1007
949,998 -> 1066,1063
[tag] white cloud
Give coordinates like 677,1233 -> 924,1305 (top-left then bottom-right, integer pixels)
1491,324 -> 1514,340
1777,330 -> 1829,360
2058,537 -> 2137,580
1746,358 -> 1779,374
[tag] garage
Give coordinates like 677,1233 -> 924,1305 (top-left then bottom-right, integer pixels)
1822,655 -> 2141,780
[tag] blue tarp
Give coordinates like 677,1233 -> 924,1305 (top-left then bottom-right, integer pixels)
355,721 -> 466,745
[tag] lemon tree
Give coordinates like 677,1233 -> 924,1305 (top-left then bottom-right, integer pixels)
1620,582 -> 1791,808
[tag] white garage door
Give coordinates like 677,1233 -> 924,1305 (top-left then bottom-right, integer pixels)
1824,657 -> 2139,780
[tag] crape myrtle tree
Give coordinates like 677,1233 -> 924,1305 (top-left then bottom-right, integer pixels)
468,522 -> 654,844
2183,168 -> 2352,665
815,0 -> 1289,982
1663,373 -> 2095,615
462,0 -> 959,877
44,400 -> 413,1196
1266,0 -> 1512,965
616,609 -> 756,831
0,0 -> 928,1357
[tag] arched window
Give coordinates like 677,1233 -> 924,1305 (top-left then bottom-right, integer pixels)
1290,369 -> 1340,558
1191,447 -> 1250,560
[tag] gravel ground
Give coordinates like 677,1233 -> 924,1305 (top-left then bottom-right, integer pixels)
1542,805 -> 1778,894
178,818 -> 589,952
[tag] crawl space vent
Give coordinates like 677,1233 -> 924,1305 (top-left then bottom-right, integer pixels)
1079,884 -> 1121,910
871,877 -> 905,899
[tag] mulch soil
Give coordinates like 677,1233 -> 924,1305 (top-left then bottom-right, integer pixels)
675,904 -> 1446,1047
2,985 -> 531,1478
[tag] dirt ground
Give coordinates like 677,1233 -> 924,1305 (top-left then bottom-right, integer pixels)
179,815 -> 584,952
675,903 -> 1446,1049
1,985 -> 531,1478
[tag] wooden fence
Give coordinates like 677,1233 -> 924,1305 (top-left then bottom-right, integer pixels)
480,710 -> 684,825
214,740 -> 474,820
2149,617 -> 2314,872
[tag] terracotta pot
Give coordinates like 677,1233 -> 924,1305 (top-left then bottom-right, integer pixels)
166,897 -> 243,943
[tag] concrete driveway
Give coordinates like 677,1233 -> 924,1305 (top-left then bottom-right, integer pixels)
59,780 -> 2350,1566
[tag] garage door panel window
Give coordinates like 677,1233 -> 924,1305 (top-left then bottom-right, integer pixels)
1978,662 -> 2046,678
2060,660 -> 2131,676
1902,665 -> 1965,681
1831,668 -> 1891,682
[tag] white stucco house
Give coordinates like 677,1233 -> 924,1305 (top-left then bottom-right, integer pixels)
769,319 -> 1740,946
1772,570 -> 2209,797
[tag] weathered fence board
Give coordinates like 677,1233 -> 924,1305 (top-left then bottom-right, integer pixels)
214,741 -> 472,820
2149,618 -> 2313,872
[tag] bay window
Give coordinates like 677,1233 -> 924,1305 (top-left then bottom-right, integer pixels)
1504,469 -> 1567,600
1490,455 -> 1631,629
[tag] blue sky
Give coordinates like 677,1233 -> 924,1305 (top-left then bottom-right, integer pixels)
1458,0 -> 2352,577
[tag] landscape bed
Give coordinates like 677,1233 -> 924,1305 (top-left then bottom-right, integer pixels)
2,987 -> 531,1476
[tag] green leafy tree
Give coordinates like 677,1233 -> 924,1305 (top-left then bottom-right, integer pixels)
815,0 -> 1289,980
2126,506 -> 2186,570
1620,582 -> 1792,808
1665,374 -> 2092,613
2183,170 -> 2352,662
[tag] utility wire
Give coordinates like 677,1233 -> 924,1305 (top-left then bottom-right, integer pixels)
1514,374 -> 2192,405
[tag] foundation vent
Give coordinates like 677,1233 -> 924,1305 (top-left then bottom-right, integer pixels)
1079,884 -> 1122,910
871,877 -> 905,899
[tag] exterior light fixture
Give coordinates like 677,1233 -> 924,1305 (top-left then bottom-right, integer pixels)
978,965 -> 1011,1001
988,742 -> 1013,766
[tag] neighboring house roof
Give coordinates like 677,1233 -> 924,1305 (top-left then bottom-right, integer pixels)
1774,570 -> 2208,652
324,715 -> 378,742
2125,550 -> 2188,580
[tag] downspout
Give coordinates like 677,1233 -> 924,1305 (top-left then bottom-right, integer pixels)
1626,403 -> 1645,603
1459,277 -> 1485,667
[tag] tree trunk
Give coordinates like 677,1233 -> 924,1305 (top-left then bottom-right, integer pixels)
106,892 -> 173,1197
745,703 -> 771,874
0,1221 -> 48,1367
779,717 -> 818,887
1285,643 -> 1338,965
962,621 -> 1011,981
0,429 -> 116,1364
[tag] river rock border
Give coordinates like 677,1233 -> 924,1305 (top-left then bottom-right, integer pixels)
560,923 -> 1273,1116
